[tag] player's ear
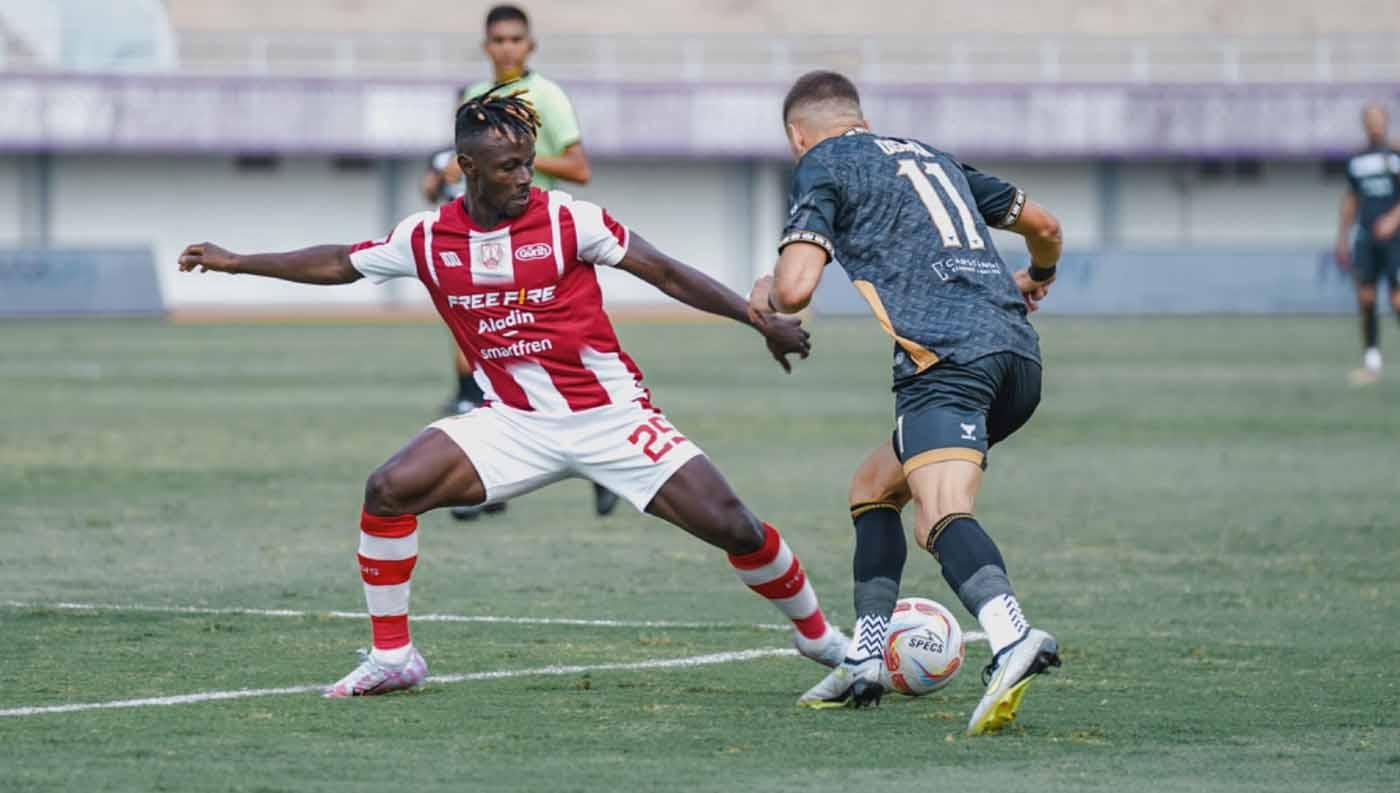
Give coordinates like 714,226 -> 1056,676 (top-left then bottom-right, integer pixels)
527,35 -> 537,57
457,152 -> 476,182
785,122 -> 805,159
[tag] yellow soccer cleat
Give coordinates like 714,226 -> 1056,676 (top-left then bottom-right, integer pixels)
966,628 -> 1060,736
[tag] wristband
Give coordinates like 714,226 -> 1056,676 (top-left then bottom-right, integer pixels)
1028,264 -> 1057,283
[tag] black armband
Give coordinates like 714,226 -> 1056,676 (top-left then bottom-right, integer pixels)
1028,264 -> 1057,283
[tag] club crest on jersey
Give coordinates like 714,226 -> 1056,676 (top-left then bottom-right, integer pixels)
469,231 -> 516,285
515,243 -> 552,261
482,242 -> 505,270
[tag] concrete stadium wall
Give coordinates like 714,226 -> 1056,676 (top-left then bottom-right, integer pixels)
0,156 -> 24,245
46,155 -> 392,307
18,154 -> 762,309
168,0 -> 1400,36
0,154 -> 1352,310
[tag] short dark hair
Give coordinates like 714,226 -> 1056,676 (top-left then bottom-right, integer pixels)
455,87 -> 540,152
485,4 -> 529,30
783,70 -> 862,122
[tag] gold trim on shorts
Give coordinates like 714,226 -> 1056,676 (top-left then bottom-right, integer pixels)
901,447 -> 985,475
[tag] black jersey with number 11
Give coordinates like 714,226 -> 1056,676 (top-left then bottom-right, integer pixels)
781,129 -> 1039,385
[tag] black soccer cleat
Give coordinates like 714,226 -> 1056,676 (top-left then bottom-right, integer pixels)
593,483 -> 619,516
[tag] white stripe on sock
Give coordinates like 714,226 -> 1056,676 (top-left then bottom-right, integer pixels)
768,584 -> 818,620
358,532 -> 418,561
363,582 -> 411,616
732,542 -> 795,587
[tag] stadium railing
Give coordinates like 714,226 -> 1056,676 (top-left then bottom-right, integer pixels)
5,32 -> 1400,84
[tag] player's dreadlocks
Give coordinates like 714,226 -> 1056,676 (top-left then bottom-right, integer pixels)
455,86 -> 541,151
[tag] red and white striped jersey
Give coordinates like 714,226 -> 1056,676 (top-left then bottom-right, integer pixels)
350,188 -> 648,414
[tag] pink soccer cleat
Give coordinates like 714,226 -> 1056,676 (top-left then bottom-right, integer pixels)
322,648 -> 428,698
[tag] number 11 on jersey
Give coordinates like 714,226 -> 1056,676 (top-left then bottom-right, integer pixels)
896,159 -> 985,251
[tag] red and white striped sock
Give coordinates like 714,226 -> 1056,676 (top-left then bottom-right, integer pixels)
358,509 -> 418,665
728,523 -> 829,640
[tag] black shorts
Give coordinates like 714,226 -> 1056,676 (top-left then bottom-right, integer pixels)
1353,236 -> 1400,287
892,352 -> 1042,473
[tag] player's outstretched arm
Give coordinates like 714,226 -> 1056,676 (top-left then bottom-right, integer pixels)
616,233 -> 811,372
178,242 -> 363,286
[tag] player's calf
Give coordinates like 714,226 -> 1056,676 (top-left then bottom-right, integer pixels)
701,496 -> 767,556
845,441 -> 913,668
646,457 -> 847,666
728,521 -> 847,667
343,509 -> 423,676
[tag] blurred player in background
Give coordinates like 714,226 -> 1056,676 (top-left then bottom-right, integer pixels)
749,72 -> 1063,735
179,90 -> 850,700
424,3 -> 615,516
1335,103 -> 1400,386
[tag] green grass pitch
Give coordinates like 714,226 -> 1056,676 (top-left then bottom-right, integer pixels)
1,315 -> 1397,792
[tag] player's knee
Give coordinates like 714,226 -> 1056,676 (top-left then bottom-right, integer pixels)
363,464 -> 413,515
1390,291 -> 1400,312
1358,286 -> 1378,309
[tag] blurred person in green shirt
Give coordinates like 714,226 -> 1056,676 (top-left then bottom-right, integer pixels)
423,4 -> 590,200
422,4 -> 614,518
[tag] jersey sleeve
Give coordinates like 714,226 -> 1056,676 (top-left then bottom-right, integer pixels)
534,81 -> 583,154
348,211 -> 430,284
461,80 -> 490,103
779,155 -> 840,261
960,163 -> 1026,228
569,199 -> 629,267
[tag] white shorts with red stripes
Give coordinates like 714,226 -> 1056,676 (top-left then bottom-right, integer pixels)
428,399 -> 705,512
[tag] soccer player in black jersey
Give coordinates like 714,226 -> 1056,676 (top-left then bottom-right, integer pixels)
748,71 -> 1063,735
1335,103 -> 1400,385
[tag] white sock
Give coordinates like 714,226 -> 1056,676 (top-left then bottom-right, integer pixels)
371,644 -> 413,667
1364,347 -> 1382,373
977,593 -> 1029,656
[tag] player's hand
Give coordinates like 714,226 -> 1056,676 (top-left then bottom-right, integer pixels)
178,243 -> 241,274
1334,239 -> 1353,271
754,312 -> 811,373
1013,268 -> 1052,314
1372,212 -> 1400,243
747,275 -> 776,325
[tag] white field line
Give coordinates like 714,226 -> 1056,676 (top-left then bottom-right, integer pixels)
1,601 -> 790,632
0,648 -> 796,718
1,600 -> 986,642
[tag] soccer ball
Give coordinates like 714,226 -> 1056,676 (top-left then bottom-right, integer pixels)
881,597 -> 965,696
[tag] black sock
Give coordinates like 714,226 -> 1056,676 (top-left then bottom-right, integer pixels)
1362,304 -> 1379,349
926,513 -> 1014,616
457,373 -> 485,405
850,502 -> 906,660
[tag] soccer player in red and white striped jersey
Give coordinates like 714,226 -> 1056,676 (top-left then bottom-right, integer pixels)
178,90 -> 848,698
